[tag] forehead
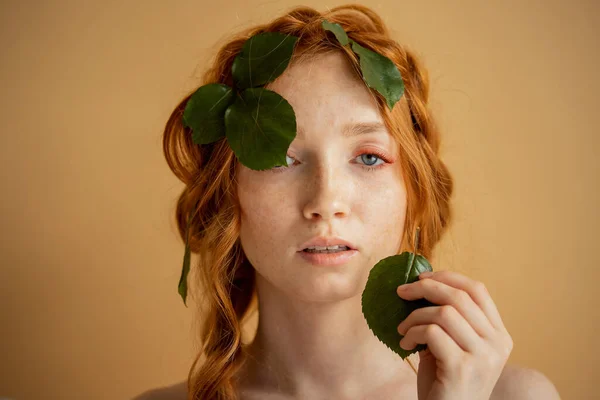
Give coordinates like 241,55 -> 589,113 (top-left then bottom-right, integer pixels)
265,51 -> 386,136
266,51 -> 368,97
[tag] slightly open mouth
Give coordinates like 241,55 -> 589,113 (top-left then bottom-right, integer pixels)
302,246 -> 351,254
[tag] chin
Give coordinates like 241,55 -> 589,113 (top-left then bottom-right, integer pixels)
286,263 -> 367,303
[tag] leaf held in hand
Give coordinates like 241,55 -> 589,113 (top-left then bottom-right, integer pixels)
224,87 -> 296,170
361,251 -> 436,359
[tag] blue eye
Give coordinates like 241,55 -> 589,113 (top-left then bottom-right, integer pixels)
354,151 -> 391,171
359,153 -> 382,166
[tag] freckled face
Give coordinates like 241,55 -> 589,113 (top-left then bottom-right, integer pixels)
236,51 -> 407,302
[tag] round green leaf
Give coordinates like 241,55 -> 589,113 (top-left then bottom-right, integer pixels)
350,41 -> 405,110
321,20 -> 349,46
231,32 -> 298,90
182,83 -> 234,145
361,252 -> 436,359
224,88 -> 296,171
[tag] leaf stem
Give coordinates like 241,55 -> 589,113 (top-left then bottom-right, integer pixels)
406,227 -> 421,280
414,226 -> 420,255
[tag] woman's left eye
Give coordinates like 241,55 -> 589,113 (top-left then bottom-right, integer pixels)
356,153 -> 385,168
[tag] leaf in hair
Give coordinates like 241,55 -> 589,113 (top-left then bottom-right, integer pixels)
231,32 -> 299,90
182,83 -> 235,145
224,87 -> 296,170
178,213 -> 193,307
321,19 -> 405,110
322,20 -> 349,46
350,41 -> 404,110
361,228 -> 436,359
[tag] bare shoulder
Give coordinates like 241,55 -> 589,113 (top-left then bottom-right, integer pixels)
132,381 -> 187,400
491,364 -> 561,400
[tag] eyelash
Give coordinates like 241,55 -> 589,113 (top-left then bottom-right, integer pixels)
270,150 -> 391,173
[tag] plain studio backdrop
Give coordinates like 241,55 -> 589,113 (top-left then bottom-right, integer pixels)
0,0 -> 597,399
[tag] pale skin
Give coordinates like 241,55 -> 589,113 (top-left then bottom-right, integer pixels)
134,51 -> 561,400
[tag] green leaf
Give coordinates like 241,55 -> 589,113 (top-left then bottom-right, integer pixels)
350,41 -> 405,110
321,20 -> 349,46
224,87 -> 296,170
178,213 -> 193,307
361,252 -> 436,359
182,83 -> 235,145
231,32 -> 299,90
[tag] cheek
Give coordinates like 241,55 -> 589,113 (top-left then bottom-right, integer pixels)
359,167 -> 406,210
358,177 -> 407,250
238,180 -> 294,264
239,180 -> 291,231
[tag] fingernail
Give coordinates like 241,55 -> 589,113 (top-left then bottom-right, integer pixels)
397,322 -> 406,335
419,271 -> 434,279
397,284 -> 409,292
400,338 -> 410,350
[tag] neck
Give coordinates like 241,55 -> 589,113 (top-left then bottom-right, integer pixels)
237,273 -> 415,399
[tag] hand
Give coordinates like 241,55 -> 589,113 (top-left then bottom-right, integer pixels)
396,270 -> 513,400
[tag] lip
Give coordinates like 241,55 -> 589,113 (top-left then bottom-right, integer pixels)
298,249 -> 359,266
298,236 -> 357,252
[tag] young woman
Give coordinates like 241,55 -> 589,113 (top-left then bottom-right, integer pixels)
138,4 -> 560,400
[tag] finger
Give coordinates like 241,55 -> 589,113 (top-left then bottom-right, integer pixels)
418,270 -> 507,332
400,324 -> 463,372
397,277 -> 495,339
397,305 -> 483,353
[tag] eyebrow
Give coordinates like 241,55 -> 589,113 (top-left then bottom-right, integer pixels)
297,121 -> 387,138
342,121 -> 388,137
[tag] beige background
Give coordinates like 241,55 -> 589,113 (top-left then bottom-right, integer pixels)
0,0 -> 597,399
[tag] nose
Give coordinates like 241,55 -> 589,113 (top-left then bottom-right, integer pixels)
301,161 -> 351,221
